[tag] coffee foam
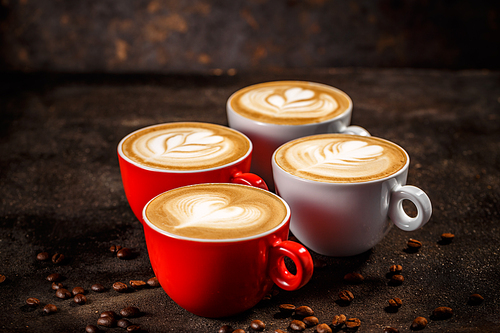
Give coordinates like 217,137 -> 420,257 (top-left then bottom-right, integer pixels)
275,134 -> 408,183
121,123 -> 250,171
229,81 -> 351,125
145,184 -> 288,240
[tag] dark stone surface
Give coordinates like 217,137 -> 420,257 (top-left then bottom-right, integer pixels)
1,69 -> 499,332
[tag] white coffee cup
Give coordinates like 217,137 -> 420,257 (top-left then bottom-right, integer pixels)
227,81 -> 369,190
272,133 -> 432,257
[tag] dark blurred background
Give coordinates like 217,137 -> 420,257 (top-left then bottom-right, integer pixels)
1,0 -> 499,73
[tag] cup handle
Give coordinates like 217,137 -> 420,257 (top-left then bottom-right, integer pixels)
231,171 -> 269,191
341,125 -> 370,136
268,240 -> 314,291
389,185 -> 432,232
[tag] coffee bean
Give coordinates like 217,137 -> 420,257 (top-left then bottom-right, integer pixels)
116,247 -> 133,260
55,288 -> 72,299
46,273 -> 62,282
147,277 -> 160,287
345,318 -> 361,329
316,323 -> 332,333
279,303 -> 296,315
127,325 -> 141,332
343,272 -> 364,284
74,294 -> 87,305
338,290 -> 354,302
52,253 -> 65,264
51,282 -> 64,290
117,318 -> 132,328
289,319 -> 306,331
384,327 -> 400,333
407,239 -> 422,249
110,245 -> 122,253
303,316 -> 319,327
0,275 -> 5,284
469,293 -> 484,305
37,252 -> 50,261
97,316 -> 117,328
100,311 -> 118,319
313,258 -> 328,269
295,305 -> 314,317
91,283 -> 107,292
410,317 -> 427,330
233,330 -> 245,333
388,297 -> 403,307
72,286 -> 85,296
113,282 -> 129,292
389,264 -> 403,274
250,319 -> 266,331
440,233 -> 455,243
26,297 -> 40,307
43,304 -> 57,314
218,325 -> 233,333
129,280 -> 147,289
390,274 -> 404,285
432,306 -> 453,319
332,314 -> 346,328
120,306 -> 140,318
85,324 -> 100,333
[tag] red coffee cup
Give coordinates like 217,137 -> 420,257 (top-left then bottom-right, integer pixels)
117,122 -> 268,222
142,183 -> 314,318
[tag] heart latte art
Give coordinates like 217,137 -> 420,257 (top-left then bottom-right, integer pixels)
275,134 -> 408,183
120,123 -> 250,170
145,184 -> 288,240
229,81 -> 351,125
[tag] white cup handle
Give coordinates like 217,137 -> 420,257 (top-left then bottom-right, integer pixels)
389,185 -> 432,231
341,125 -> 370,136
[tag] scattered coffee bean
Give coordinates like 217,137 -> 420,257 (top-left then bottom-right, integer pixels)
407,239 -> 422,249
74,294 -> 87,305
55,288 -> 72,299
26,297 -> 40,307
147,277 -> 160,287
52,253 -> 65,264
440,233 -> 455,243
303,316 -> 319,327
389,264 -> 403,274
343,272 -> 364,284
295,305 -> 314,317
250,319 -> 266,331
233,330 -> 245,333
127,325 -> 141,332
279,303 -> 296,315
85,324 -> 100,333
51,282 -> 64,290
316,323 -> 332,333
100,311 -> 119,319
345,318 -> 361,329
390,274 -> 404,285
332,314 -> 346,328
117,318 -> 132,328
72,286 -> 85,295
113,282 -> 129,292
432,306 -> 453,319
117,247 -> 133,259
97,316 -> 117,328
388,297 -> 403,307
46,273 -> 62,282
469,293 -> 484,305
43,304 -> 57,314
120,306 -> 140,318
384,327 -> 400,333
410,317 -> 427,330
338,290 -> 354,302
289,319 -> 306,331
0,275 -> 5,284
218,325 -> 233,333
110,245 -> 122,253
129,280 -> 147,289
37,252 -> 50,261
313,258 -> 328,269
91,283 -> 106,292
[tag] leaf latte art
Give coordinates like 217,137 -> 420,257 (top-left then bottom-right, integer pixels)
275,134 -> 408,183
145,184 -> 288,240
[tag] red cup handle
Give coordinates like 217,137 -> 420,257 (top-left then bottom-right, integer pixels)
230,171 -> 269,191
269,240 -> 314,291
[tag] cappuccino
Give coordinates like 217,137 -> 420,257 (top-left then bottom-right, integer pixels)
228,81 -> 352,125
120,122 -> 250,171
145,183 -> 288,240
274,134 -> 408,183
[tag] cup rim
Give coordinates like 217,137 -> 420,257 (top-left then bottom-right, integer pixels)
142,183 -> 292,243
117,122 -> 253,174
272,134 -> 411,186
226,80 -> 353,127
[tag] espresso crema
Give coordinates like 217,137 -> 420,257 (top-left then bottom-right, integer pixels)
145,184 -> 288,240
229,81 -> 351,125
275,134 -> 408,183
120,122 -> 250,171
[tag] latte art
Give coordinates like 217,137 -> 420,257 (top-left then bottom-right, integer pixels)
120,123 -> 250,171
275,134 -> 408,183
229,81 -> 351,125
145,184 -> 288,240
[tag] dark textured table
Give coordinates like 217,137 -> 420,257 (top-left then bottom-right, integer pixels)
1,69 -> 499,332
